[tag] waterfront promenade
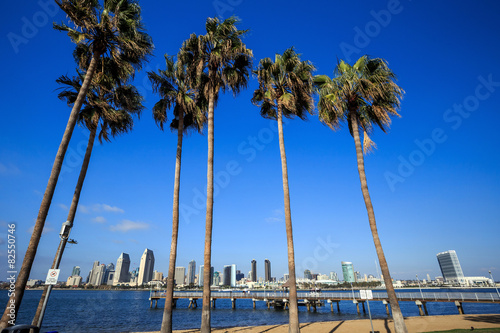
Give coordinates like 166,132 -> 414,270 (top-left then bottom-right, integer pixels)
135,314 -> 500,333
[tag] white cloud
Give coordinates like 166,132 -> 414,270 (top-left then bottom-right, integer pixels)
92,216 -> 106,223
58,203 -> 69,211
109,220 -> 149,233
0,162 -> 20,176
265,209 -> 284,223
79,203 -> 124,214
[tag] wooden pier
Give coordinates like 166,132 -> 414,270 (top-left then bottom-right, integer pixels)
149,290 -> 500,316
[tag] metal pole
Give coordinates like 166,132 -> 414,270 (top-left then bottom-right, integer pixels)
37,221 -> 72,328
489,271 -> 500,298
367,299 -> 375,333
416,274 -> 423,299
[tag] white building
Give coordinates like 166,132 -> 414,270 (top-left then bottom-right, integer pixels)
138,248 -> 155,286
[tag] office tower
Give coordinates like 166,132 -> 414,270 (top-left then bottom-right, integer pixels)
330,271 -> 338,281
264,259 -> 271,282
251,259 -> 257,282
129,267 -> 140,283
223,265 -> 231,286
230,264 -> 237,287
89,261 -> 100,285
92,264 -> 106,286
236,270 -> 244,282
355,271 -> 361,282
427,273 -> 431,282
342,261 -> 355,282
114,253 -> 131,284
153,271 -> 163,281
72,266 -> 81,277
175,267 -> 186,285
304,269 -> 312,280
104,263 -> 115,285
437,250 -> 465,284
213,271 -> 220,286
284,273 -> 289,281
138,248 -> 155,285
198,265 -> 214,286
187,260 -> 196,285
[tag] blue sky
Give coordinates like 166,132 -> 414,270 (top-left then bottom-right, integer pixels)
1,0 -> 499,283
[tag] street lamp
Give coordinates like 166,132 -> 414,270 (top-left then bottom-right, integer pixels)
416,274 -> 424,299
489,271 -> 500,298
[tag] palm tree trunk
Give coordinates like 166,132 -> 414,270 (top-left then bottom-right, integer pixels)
277,104 -> 300,333
0,55 -> 99,330
160,109 -> 184,333
350,113 -> 408,333
30,125 -> 97,328
201,92 -> 214,333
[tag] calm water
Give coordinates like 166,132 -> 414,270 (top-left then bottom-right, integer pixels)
1,289 -> 499,333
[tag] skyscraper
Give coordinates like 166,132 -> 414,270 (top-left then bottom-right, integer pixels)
114,253 -> 131,284
198,265 -> 214,286
175,267 -> 186,285
341,261 -> 355,282
230,264 -> 237,287
264,259 -> 271,282
251,259 -> 257,282
187,260 -> 196,285
138,248 -> 155,285
89,261 -> 100,285
437,250 -> 465,284
223,265 -> 231,286
72,266 -> 81,277
304,269 -> 312,280
104,263 -> 115,285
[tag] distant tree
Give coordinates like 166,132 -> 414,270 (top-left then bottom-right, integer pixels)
252,47 -> 315,333
314,55 -> 406,333
148,54 -> 206,333
179,16 -> 252,333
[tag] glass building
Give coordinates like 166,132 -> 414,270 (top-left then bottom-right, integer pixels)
341,261 -> 355,282
437,250 -> 465,284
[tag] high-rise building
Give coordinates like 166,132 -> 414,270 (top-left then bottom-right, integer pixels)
330,271 -> 338,281
153,270 -> 163,281
283,273 -> 289,281
427,273 -> 431,282
230,264 -> 237,287
437,250 -> 465,284
223,265 -> 231,286
198,265 -> 214,286
342,261 -> 355,282
138,248 -> 155,285
264,259 -> 271,282
104,263 -> 115,285
175,267 -> 186,285
89,261 -> 100,285
236,270 -> 244,282
304,269 -> 312,280
187,260 -> 196,285
92,264 -> 106,286
251,259 -> 257,282
114,253 -> 131,284
213,271 -> 220,286
72,266 -> 81,277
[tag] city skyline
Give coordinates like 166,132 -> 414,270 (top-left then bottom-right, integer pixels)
1,0 -> 499,284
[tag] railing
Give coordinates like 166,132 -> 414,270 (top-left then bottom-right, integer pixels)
149,290 -> 500,302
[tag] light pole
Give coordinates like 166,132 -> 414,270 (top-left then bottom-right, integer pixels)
416,274 -> 424,299
489,271 -> 500,298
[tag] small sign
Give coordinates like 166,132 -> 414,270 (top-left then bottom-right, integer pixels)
360,289 -> 373,300
45,269 -> 60,285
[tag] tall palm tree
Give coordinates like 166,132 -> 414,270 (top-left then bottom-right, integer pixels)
251,47 -> 315,333
314,55 -> 406,333
31,58 -> 144,328
179,16 -> 252,333
148,54 -> 206,333
0,0 -> 152,328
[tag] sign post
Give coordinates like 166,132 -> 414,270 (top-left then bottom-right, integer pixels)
360,290 -> 375,333
45,269 -> 60,285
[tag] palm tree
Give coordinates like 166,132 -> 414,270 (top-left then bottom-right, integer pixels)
0,1 -> 152,328
148,54 -> 206,333
251,47 -> 315,333
314,55 -> 406,333
178,16 -> 252,333
31,58 -> 144,328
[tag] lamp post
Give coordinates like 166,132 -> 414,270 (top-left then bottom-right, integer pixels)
489,271 -> 500,298
416,274 -> 424,299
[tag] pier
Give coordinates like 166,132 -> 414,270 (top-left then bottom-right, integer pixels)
149,290 -> 500,316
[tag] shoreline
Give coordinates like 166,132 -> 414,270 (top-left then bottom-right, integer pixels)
131,314 -> 500,333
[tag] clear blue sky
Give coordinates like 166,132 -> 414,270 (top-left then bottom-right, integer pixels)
1,0 -> 499,282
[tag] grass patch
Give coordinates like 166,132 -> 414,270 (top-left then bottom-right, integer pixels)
425,328 -> 500,333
